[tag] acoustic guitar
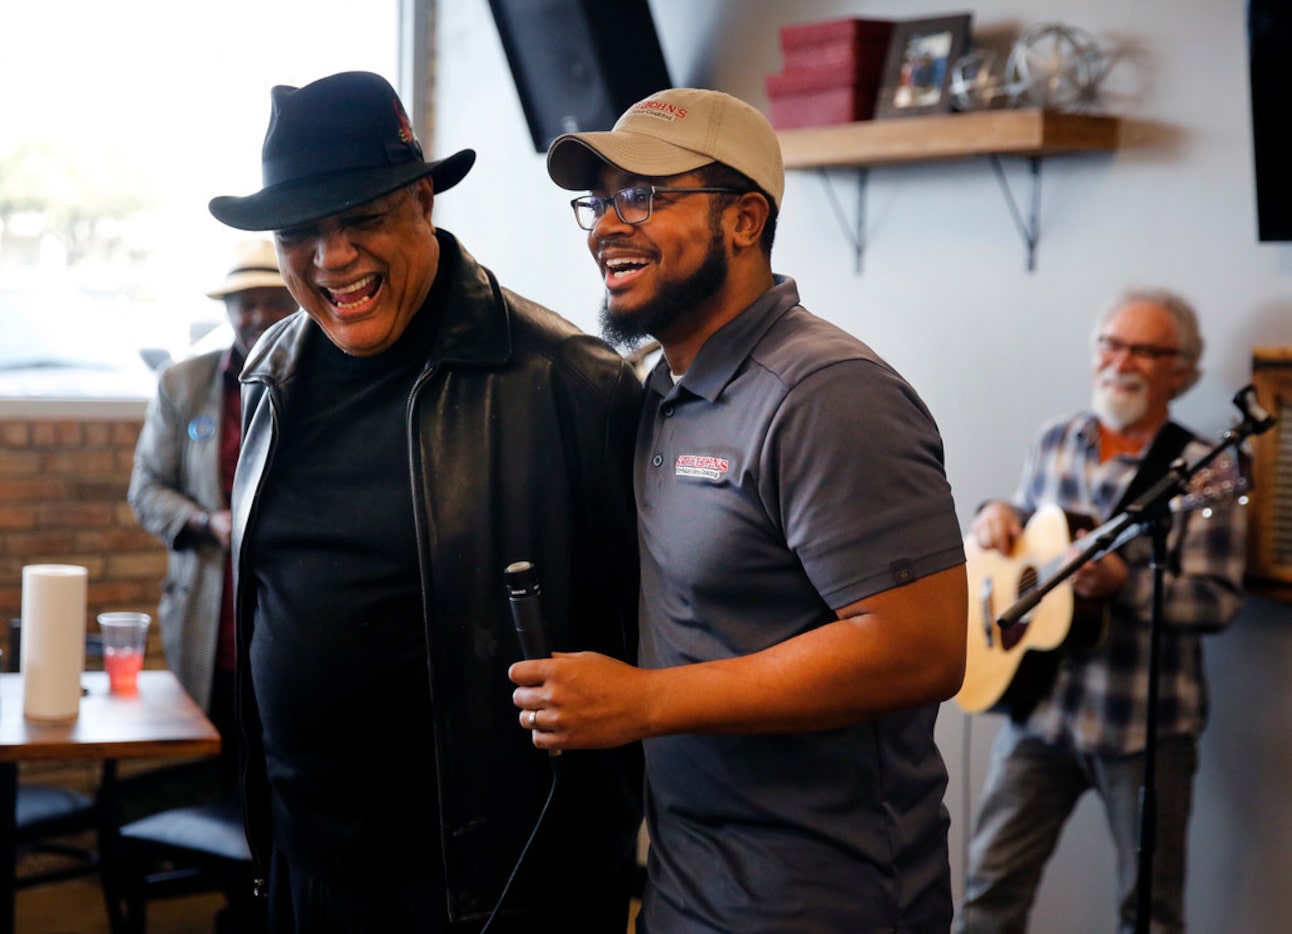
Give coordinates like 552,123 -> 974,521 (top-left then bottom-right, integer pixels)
954,504 -> 1106,717
954,456 -> 1249,718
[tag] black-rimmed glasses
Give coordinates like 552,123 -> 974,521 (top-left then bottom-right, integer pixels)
1094,334 -> 1181,362
570,185 -> 745,230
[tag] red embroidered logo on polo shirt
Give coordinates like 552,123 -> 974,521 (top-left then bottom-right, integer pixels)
675,454 -> 728,481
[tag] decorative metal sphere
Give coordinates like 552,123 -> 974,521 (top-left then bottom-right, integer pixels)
950,49 -> 1008,112
1006,22 -> 1106,109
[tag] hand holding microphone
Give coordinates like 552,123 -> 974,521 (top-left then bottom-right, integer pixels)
506,561 -> 560,754
507,562 -> 645,750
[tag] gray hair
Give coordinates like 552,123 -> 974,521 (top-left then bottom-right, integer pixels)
1092,286 -> 1203,397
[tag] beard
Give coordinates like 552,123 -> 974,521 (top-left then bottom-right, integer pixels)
598,221 -> 729,353
1091,369 -> 1149,430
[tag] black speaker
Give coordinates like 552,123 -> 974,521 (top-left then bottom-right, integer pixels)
1249,0 -> 1292,241
488,0 -> 673,153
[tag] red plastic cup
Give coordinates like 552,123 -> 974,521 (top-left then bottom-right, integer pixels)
97,612 -> 150,695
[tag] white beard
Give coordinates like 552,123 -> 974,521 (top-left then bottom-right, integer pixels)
1092,371 -> 1149,430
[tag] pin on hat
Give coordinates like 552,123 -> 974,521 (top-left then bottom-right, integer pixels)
205,240 -> 286,299
209,71 -> 476,231
546,87 -> 784,209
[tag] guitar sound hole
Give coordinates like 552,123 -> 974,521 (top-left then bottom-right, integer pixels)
1017,566 -> 1038,599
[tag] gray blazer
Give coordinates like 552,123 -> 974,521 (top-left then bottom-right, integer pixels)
127,349 -> 227,711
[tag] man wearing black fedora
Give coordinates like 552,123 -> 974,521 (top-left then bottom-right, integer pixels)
209,71 -> 643,932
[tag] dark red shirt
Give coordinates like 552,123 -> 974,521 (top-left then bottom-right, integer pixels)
216,347 -> 244,672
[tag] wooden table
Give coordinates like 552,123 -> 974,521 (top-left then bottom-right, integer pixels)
1,670 -> 221,934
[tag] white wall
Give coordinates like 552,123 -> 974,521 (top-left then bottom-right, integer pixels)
433,1 -> 1292,930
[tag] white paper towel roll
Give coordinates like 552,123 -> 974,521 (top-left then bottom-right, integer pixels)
20,564 -> 88,722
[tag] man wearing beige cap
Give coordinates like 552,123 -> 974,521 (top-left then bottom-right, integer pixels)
510,87 -> 969,932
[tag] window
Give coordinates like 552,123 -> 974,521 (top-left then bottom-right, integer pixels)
0,0 -> 405,399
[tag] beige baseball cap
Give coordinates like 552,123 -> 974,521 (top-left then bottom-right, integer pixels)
546,87 -> 784,209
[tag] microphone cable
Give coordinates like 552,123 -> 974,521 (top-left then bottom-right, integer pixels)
482,559 -> 560,932
478,754 -> 559,933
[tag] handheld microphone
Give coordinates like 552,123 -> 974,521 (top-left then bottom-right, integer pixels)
485,560 -> 562,933
505,562 -> 559,762
505,560 -> 551,660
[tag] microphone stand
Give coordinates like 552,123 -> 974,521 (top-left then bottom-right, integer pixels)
995,385 -> 1274,934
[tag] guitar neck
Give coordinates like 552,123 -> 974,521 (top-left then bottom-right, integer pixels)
1068,448 -> 1248,565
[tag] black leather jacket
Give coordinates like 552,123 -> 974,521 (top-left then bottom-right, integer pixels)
231,232 -> 643,923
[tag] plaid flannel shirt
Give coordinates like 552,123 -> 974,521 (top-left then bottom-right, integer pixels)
1010,412 -> 1246,755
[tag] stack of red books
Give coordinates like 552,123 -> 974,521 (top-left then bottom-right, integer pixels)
765,18 -> 894,129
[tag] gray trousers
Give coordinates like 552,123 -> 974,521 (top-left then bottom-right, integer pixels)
959,721 -> 1198,934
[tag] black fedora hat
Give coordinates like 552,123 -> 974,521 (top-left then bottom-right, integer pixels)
209,71 -> 475,231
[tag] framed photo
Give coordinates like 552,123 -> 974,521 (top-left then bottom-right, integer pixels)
875,14 -> 973,119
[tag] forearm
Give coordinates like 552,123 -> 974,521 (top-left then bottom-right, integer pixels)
513,565 -> 966,748
128,467 -> 204,546
642,614 -> 962,736
128,391 -> 201,546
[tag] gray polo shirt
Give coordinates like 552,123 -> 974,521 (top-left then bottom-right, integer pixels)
635,276 -> 964,933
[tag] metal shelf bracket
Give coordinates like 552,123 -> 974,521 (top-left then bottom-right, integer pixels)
813,156 -> 1049,274
989,155 -> 1042,272
818,168 -> 868,274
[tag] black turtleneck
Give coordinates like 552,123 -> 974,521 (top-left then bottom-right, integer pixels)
247,284 -> 446,882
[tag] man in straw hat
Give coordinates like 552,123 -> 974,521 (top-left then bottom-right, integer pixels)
207,71 -> 642,932
130,239 -> 296,774
509,86 -> 969,932
127,239 -> 296,924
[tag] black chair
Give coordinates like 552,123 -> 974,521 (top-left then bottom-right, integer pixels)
14,780 -> 100,887
111,800 -> 260,934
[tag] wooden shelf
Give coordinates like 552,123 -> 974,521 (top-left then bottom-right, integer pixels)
778,108 -> 1121,170
777,109 -> 1123,272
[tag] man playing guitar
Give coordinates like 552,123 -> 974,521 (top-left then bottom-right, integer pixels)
957,288 -> 1247,934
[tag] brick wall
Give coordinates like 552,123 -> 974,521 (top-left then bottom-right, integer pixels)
0,413 -> 168,668
0,408 -> 189,789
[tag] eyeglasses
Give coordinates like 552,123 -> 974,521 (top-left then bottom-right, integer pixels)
570,186 -> 745,230
1095,335 -> 1181,362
